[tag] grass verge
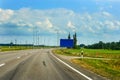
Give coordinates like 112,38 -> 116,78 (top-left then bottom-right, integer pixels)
0,46 -> 34,52
53,49 -> 120,80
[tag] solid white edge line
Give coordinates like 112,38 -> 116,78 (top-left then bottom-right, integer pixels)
50,52 -> 93,80
0,63 -> 5,67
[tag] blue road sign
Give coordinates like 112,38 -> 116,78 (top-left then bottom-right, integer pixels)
60,39 -> 74,48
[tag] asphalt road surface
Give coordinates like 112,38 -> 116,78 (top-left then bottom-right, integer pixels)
0,49 -> 106,80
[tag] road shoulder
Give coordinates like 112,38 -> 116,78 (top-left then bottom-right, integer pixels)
51,51 -> 107,80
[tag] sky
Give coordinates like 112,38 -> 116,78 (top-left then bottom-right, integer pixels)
0,0 -> 120,46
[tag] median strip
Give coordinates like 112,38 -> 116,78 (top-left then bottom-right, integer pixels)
50,52 -> 93,80
0,63 -> 5,67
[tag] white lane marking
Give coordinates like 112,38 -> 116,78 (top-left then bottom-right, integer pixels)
51,53 -> 93,80
17,56 -> 21,59
0,63 -> 5,67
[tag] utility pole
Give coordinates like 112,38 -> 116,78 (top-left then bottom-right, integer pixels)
38,33 -> 39,47
57,31 -> 58,47
15,39 -> 17,45
44,37 -> 45,46
26,40 -> 27,48
15,39 -> 17,48
33,26 -> 38,47
55,29 -> 59,47
33,27 -> 35,48
35,30 -> 37,46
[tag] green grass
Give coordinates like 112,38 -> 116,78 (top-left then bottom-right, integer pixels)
54,48 -> 120,59
72,59 -> 120,80
53,48 -> 120,80
0,46 -> 55,52
0,46 -> 34,51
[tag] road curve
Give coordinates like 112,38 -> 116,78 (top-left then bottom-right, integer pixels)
0,49 -> 106,80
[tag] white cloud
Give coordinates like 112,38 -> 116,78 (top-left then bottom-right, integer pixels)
88,27 -> 95,33
105,20 -> 120,30
44,18 -> 53,28
102,11 -> 111,16
116,21 -> 120,26
67,21 -> 75,28
0,8 -> 14,22
0,8 -> 120,41
36,21 -> 42,27
28,28 -> 33,32
35,19 -> 53,32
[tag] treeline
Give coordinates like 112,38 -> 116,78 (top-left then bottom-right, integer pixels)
0,43 -> 33,46
85,41 -> 120,50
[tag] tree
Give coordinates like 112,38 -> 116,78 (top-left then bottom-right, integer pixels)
68,32 -> 71,39
116,41 -> 120,50
98,41 -> 104,49
73,32 -> 77,48
10,41 -> 14,46
106,42 -> 110,49
110,42 -> 116,50
80,44 -> 85,48
86,41 -> 120,50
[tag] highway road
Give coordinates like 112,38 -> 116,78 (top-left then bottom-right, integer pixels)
0,49 -> 106,80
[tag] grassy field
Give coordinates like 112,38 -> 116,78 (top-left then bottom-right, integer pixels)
0,46 -> 55,52
0,46 -> 37,51
53,48 -> 120,80
54,48 -> 120,59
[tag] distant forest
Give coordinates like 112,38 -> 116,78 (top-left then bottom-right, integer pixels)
0,43 -> 33,46
84,41 -> 120,50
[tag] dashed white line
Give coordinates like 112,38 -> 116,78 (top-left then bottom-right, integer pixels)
0,63 -> 5,67
17,56 -> 21,59
50,52 -> 93,80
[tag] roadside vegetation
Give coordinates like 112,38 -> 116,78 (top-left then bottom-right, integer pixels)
85,41 -> 120,50
0,45 -> 56,52
0,46 -> 34,51
53,48 -> 120,80
0,46 -> 45,51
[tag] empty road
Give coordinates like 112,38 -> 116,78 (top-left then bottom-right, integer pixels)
0,49 -> 106,80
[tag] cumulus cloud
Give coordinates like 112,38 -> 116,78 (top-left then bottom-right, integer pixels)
0,8 -> 120,39
102,11 -> 111,16
36,22 -> 42,27
0,9 -> 14,22
105,20 -> 120,30
67,21 -> 75,29
44,18 -> 53,28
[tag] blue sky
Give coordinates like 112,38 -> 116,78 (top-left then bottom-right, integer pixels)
0,0 -> 120,45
